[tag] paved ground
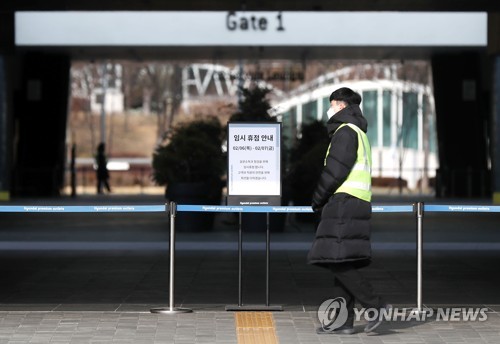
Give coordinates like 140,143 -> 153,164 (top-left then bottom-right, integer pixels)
0,194 -> 499,343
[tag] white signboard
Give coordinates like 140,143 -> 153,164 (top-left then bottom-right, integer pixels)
15,11 -> 487,47
227,122 -> 281,206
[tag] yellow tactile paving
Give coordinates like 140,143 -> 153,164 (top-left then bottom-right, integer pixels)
235,312 -> 279,344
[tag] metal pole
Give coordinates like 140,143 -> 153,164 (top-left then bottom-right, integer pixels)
151,202 -> 192,314
416,202 -> 424,312
226,212 -> 245,311
169,201 -> 176,310
266,212 -> 270,306
238,212 -> 243,307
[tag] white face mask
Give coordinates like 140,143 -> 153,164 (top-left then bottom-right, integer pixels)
326,107 -> 335,119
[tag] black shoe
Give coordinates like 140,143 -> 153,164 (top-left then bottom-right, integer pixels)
316,325 -> 355,335
364,304 -> 392,333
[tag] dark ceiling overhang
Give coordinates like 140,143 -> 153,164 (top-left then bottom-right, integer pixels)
14,45 -> 486,62
2,0 -> 500,11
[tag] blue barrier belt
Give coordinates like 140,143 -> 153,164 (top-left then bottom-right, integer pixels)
0,205 -> 166,213
177,205 -> 414,213
1,204 -> 498,213
372,205 -> 413,213
177,205 -> 313,213
424,205 -> 500,213
0,204 -> 410,213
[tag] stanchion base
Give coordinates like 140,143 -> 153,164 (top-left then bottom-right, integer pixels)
150,307 -> 193,314
225,305 -> 283,311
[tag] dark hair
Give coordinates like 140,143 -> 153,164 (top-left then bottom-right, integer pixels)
329,87 -> 362,105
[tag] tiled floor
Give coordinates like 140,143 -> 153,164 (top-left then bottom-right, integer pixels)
0,310 -> 498,343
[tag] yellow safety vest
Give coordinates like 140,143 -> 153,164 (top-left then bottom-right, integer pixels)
324,123 -> 372,202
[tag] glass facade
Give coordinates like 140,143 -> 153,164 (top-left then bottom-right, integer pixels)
424,95 -> 437,153
402,92 -> 418,149
383,90 -> 392,147
362,90 -> 378,146
282,107 -> 297,151
301,100 -> 317,125
282,89 -> 434,151
322,97 -> 330,121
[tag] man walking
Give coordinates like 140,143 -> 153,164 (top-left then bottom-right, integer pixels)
308,87 -> 390,334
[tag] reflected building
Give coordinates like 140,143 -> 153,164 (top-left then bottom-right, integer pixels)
271,62 -> 438,191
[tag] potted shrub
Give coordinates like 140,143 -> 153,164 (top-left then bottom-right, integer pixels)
286,120 -> 329,223
152,116 -> 225,231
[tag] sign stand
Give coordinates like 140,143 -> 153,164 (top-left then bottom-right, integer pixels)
225,212 -> 283,311
225,122 -> 283,311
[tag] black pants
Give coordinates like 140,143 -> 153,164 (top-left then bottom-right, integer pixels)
329,261 -> 384,325
97,177 -> 111,194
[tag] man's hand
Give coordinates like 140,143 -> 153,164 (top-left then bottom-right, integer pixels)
311,203 -> 322,213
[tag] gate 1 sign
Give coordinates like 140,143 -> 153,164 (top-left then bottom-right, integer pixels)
227,122 -> 281,206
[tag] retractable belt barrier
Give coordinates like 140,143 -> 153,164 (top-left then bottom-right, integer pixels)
177,204 -> 414,213
1,202 -> 499,314
424,204 -> 500,212
0,205 -> 165,213
2,203 -> 500,213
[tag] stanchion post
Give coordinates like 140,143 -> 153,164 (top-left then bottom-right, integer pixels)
151,201 -> 192,314
416,202 -> 422,311
415,201 -> 428,314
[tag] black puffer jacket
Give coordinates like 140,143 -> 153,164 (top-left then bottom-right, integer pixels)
307,104 -> 372,265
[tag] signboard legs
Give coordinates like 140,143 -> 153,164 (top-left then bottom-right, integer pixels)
226,212 -> 283,311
